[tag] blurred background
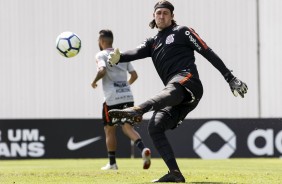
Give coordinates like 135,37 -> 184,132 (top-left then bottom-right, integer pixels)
0,0 -> 281,120
0,0 -> 282,160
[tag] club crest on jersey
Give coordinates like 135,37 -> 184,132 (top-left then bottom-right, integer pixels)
166,34 -> 175,44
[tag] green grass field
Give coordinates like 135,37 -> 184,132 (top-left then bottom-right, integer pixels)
0,158 -> 281,184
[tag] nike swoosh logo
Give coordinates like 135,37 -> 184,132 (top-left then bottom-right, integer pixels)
67,136 -> 102,151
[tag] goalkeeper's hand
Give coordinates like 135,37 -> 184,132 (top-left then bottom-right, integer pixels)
107,48 -> 121,66
229,77 -> 248,98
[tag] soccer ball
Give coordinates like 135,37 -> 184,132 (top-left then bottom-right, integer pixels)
56,31 -> 81,58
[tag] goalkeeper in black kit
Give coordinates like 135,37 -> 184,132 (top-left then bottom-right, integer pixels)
108,0 -> 248,183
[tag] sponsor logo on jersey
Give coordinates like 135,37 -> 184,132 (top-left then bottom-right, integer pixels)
172,26 -> 180,31
114,81 -> 127,87
185,30 -> 202,51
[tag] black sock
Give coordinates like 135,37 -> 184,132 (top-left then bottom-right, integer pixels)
166,158 -> 180,172
108,151 -> 116,165
134,139 -> 145,152
151,130 -> 177,170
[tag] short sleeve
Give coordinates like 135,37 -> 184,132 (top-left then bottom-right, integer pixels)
127,63 -> 135,73
95,52 -> 106,69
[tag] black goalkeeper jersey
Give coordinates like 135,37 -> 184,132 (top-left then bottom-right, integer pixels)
119,24 -> 233,85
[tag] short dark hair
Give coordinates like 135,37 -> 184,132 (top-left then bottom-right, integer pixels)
149,0 -> 177,29
99,29 -> 113,44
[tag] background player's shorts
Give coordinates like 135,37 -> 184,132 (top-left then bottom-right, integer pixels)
102,102 -> 134,126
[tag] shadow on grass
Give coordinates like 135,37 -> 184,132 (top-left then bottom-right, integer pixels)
189,182 -> 235,184
142,182 -> 235,184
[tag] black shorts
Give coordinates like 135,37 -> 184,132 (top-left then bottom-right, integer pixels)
150,71 -> 204,130
102,102 -> 134,126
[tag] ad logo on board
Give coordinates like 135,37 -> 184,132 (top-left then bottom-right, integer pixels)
0,129 -> 45,158
193,120 -> 236,159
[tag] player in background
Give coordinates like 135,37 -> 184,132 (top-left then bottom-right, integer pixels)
91,29 -> 151,170
107,0 -> 248,182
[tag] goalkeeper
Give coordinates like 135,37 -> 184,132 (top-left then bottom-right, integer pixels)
108,0 -> 248,182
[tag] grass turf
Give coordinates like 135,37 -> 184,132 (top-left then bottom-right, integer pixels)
0,158 -> 281,184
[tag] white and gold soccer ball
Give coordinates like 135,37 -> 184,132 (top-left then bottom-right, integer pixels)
56,31 -> 81,58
